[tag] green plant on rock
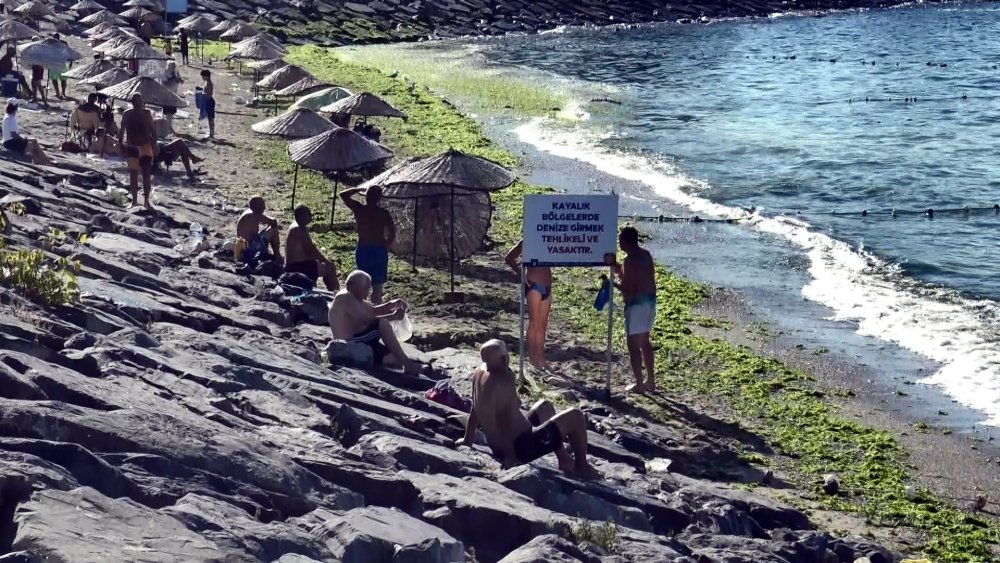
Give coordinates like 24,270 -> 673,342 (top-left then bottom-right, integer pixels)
0,207 -> 82,307
571,519 -> 620,554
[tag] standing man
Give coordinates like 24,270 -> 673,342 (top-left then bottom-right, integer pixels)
340,186 -> 395,304
284,205 -> 339,291
616,226 -> 657,393
178,29 -> 189,66
118,93 -> 157,208
200,69 -> 215,139
505,240 -> 552,369
29,64 -> 45,105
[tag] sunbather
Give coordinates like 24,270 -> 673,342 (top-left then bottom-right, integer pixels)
3,99 -> 51,165
328,269 -> 421,374
234,196 -> 281,264
151,138 -> 203,181
285,205 -> 339,290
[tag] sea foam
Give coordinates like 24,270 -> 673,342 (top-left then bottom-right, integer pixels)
515,117 -> 1000,426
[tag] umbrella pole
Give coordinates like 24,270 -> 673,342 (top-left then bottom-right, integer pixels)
449,186 -> 455,294
291,163 -> 298,211
411,198 -> 418,271
330,174 -> 339,230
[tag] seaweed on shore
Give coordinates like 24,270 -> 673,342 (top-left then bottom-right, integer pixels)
246,44 -> 1000,562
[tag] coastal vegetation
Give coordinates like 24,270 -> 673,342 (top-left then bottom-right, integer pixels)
0,206 -> 80,307
246,44 -> 999,561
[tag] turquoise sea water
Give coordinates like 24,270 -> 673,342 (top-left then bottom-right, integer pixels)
472,3 -> 1000,424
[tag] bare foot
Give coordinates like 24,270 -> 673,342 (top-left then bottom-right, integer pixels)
573,462 -> 601,479
625,382 -> 646,394
645,378 -> 657,393
402,360 -> 422,375
143,198 -> 152,209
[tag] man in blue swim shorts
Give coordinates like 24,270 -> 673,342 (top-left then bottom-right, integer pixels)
616,226 -> 658,394
234,196 -> 281,266
506,239 -> 553,369
341,186 -> 396,304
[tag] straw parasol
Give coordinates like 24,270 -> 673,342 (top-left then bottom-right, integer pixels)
119,6 -> 152,19
233,32 -> 283,50
63,58 -> 116,80
18,37 -> 83,70
226,38 -> 288,60
174,15 -> 215,34
287,128 -> 394,214
0,19 -> 37,43
80,9 -> 125,25
208,18 -> 243,34
219,22 -> 258,41
13,0 -> 56,18
94,35 -> 138,54
275,75 -> 329,97
247,57 -> 286,74
361,149 -> 517,293
175,13 -> 208,25
106,40 -> 170,60
320,92 -> 406,120
256,64 -> 313,91
383,191 -> 493,265
91,26 -> 137,43
70,0 -> 105,11
83,21 -> 121,36
99,75 -> 188,108
121,0 -> 156,7
252,108 -> 336,138
290,86 -> 353,111
80,66 -> 132,87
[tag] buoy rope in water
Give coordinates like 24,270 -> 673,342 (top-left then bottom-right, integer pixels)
776,204 -> 1000,219
814,93 -> 988,105
624,214 -> 741,224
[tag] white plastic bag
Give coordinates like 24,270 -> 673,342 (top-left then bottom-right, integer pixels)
390,313 -> 412,343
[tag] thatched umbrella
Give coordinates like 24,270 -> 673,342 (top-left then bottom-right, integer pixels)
208,18 -> 243,34
252,108 -> 335,138
106,40 -> 170,60
174,15 -> 215,34
121,0 -> 156,7
290,86 -> 353,111
247,57 -> 286,74
119,6 -> 153,21
320,92 -> 406,121
80,9 -> 125,25
218,22 -> 257,41
226,35 -> 286,61
175,13 -> 205,25
91,27 -> 137,44
99,75 -> 187,107
18,37 -> 83,70
275,75 -> 329,97
63,58 -> 116,80
232,32 -> 284,52
256,64 -> 312,92
287,127 -> 393,215
93,35 -> 137,54
13,0 -> 56,19
361,149 -> 516,293
83,21 -> 121,37
70,0 -> 105,12
80,66 -> 132,87
382,191 -> 493,267
0,19 -> 37,43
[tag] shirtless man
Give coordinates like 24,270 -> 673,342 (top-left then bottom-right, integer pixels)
456,339 -> 595,476
505,240 -> 553,369
328,270 -> 420,373
235,196 -> 281,264
117,93 -> 157,208
616,226 -> 657,393
285,205 -> 339,290
341,186 -> 395,304
200,69 -> 215,138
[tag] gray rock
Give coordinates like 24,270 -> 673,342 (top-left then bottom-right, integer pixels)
306,506 -> 465,563
498,534 -> 600,563
13,487 -> 230,562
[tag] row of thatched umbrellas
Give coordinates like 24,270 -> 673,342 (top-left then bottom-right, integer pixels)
252,100 -> 515,293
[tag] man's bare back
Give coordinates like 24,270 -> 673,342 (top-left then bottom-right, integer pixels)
470,365 -> 532,464
329,290 -> 372,339
121,107 -> 154,148
285,223 -> 314,265
621,247 -> 656,301
236,209 -> 271,241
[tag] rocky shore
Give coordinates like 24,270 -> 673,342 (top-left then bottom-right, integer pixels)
186,0 -> 957,45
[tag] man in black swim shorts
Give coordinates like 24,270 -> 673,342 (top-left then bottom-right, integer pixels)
455,339 -> 597,476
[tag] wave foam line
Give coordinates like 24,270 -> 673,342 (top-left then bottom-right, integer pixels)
515,117 -> 1000,426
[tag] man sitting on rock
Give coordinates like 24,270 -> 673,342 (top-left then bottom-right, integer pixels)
235,196 -> 281,265
328,270 -> 421,374
285,205 -> 339,290
456,339 -> 597,477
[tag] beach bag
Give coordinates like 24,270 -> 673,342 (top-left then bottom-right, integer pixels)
425,379 -> 471,413
60,141 -> 81,153
277,272 -> 315,296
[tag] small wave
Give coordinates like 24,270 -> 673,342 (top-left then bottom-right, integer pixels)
515,116 -> 1000,426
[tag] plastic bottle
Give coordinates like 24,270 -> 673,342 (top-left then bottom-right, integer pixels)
189,221 -> 203,242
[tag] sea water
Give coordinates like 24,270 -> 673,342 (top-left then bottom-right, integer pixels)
471,3 -> 1000,424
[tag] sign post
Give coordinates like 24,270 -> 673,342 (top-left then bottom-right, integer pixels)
521,194 -> 619,395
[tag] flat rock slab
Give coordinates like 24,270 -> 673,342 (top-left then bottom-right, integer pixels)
311,506 -> 465,563
13,487 -> 230,562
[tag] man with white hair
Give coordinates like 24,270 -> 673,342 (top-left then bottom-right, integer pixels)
456,339 -> 596,476
328,270 -> 420,374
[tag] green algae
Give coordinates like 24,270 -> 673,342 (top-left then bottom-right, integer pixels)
249,44 -> 1000,562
